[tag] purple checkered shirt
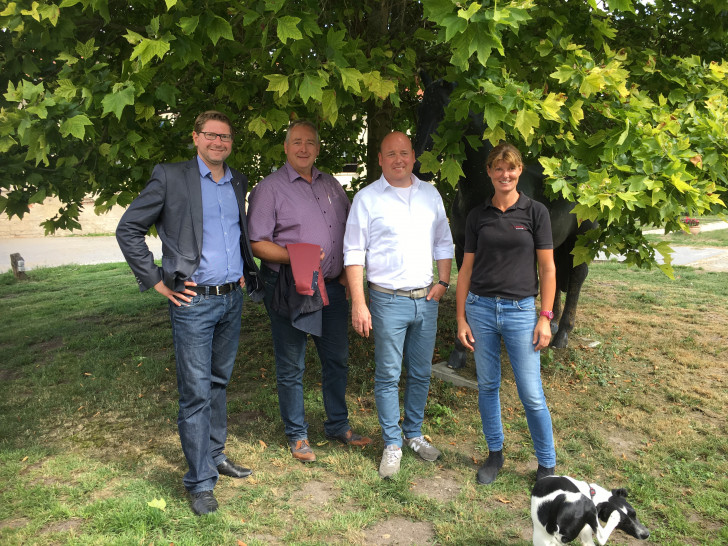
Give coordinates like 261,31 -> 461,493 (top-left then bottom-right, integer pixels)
247,162 -> 350,279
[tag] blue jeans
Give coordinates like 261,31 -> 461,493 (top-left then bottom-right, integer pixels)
369,289 -> 439,447
261,267 -> 350,440
169,287 -> 243,493
465,293 -> 556,467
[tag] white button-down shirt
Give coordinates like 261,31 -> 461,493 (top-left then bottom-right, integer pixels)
343,174 -> 453,290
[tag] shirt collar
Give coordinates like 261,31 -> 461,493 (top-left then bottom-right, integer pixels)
283,161 -> 322,183
196,155 -> 232,184
484,191 -> 529,211
374,173 -> 421,192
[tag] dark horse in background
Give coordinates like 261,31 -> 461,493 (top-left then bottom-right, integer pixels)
413,80 -> 596,366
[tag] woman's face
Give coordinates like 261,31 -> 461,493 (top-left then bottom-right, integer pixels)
487,159 -> 522,196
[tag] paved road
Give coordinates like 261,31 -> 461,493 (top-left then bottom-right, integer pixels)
1,223 -> 727,273
0,235 -> 162,273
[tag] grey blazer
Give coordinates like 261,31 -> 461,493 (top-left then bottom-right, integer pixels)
116,158 -> 262,298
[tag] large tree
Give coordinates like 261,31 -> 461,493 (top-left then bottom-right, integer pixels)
1,0 -> 726,274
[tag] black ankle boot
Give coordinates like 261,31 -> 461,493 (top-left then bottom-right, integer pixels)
536,464 -> 555,481
476,450 -> 504,485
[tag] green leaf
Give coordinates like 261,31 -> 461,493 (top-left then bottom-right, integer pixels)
207,15 -> 233,45
265,74 -> 290,97
441,157 -> 465,186
249,116 -> 272,138
147,498 -> 167,511
38,3 -> 60,26
458,2 -> 481,21
322,89 -> 338,124
483,125 -> 506,146
569,100 -> 584,125
164,0 -> 177,10
605,0 -> 635,13
75,38 -> 97,59
277,15 -> 303,44
154,83 -> 177,107
178,16 -> 199,35
130,38 -> 171,66
101,85 -> 135,120
0,135 -> 17,153
571,244 -> 592,267
339,68 -> 362,93
483,102 -> 507,128
29,189 -> 47,205
417,150 -> 441,175
60,115 -> 93,139
579,72 -> 604,97
362,71 -> 396,100
550,66 -> 575,84
299,73 -> 324,104
540,93 -> 565,122
514,108 -> 540,143
54,79 -> 77,100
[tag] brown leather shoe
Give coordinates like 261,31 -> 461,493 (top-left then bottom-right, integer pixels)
289,438 -> 316,462
327,428 -> 373,447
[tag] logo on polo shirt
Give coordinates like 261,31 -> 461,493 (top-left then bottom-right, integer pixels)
512,224 -> 526,230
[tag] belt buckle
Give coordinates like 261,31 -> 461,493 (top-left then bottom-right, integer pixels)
214,285 -> 223,296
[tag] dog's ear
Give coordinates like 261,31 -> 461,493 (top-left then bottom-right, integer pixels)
612,488 -> 629,498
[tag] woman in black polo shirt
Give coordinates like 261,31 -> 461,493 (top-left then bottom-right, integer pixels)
455,142 -> 557,485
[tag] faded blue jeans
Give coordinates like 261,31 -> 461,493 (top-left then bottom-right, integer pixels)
261,266 -> 350,441
369,289 -> 439,447
465,293 -> 556,468
169,287 -> 243,493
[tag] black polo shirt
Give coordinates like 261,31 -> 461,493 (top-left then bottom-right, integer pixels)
464,193 -> 553,299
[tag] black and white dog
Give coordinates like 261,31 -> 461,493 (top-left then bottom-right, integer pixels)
531,476 -> 650,545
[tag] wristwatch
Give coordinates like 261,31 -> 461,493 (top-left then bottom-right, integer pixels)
539,310 -> 554,320
437,280 -> 450,290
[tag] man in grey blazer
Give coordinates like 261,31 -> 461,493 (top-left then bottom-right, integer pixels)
116,111 -> 262,516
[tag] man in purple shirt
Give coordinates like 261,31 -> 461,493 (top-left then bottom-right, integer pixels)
247,120 -> 371,462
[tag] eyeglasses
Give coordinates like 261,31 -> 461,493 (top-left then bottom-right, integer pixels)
198,131 -> 233,142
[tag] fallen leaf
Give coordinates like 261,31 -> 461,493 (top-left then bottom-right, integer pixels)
148,498 -> 166,511
21,456 -> 28,462
237,541 -> 247,546
497,497 -> 511,504
258,440 -> 267,449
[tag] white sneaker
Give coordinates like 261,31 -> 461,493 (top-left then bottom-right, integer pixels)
404,436 -> 441,461
378,445 -> 402,479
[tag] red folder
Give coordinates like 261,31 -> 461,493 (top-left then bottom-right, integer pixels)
286,243 -> 329,305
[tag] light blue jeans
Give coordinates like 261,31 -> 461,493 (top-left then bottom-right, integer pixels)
369,289 -> 439,447
169,288 -> 243,493
465,293 -> 556,468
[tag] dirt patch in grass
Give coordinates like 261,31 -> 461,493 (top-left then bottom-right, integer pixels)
0,517 -> 29,530
409,468 -> 461,503
363,517 -> 436,545
39,517 -> 83,535
289,479 -> 339,508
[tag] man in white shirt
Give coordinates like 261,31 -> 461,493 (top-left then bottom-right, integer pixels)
344,131 -> 453,479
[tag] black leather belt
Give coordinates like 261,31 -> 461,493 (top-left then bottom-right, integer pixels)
189,282 -> 238,296
368,282 -> 431,299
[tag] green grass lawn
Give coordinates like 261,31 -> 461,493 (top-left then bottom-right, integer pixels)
1,262 -> 726,545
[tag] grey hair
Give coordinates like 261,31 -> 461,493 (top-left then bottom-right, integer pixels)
285,119 -> 320,145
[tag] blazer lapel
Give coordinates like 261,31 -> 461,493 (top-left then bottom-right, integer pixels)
184,159 -> 204,256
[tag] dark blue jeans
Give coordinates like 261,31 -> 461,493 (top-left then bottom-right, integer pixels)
169,288 -> 243,493
261,267 -> 350,440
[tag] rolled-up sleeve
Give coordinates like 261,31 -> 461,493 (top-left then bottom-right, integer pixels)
432,194 -> 454,261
